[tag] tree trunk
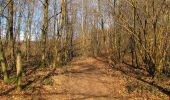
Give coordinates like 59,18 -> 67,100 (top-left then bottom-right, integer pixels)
0,41 -> 8,83
8,0 -> 14,61
16,51 -> 22,91
16,0 -> 22,90
41,0 -> 49,67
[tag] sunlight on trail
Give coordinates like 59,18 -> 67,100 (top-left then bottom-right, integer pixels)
42,57 -> 169,100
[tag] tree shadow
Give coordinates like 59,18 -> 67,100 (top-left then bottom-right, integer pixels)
94,57 -> 170,97
0,57 -> 99,96
22,67 -> 56,90
0,90 -> 145,99
0,66 -> 56,96
0,86 -> 16,96
0,63 -> 109,98
0,92 -> 121,99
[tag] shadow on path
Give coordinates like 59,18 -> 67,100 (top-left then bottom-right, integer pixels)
94,57 -> 170,97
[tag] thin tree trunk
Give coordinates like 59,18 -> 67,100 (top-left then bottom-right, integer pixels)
16,0 -> 22,90
133,1 -> 139,68
0,18 -> 8,82
41,0 -> 49,66
8,0 -> 14,60
16,51 -> 22,91
0,7 -> 8,83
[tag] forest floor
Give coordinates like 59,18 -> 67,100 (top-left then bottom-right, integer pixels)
0,56 -> 170,100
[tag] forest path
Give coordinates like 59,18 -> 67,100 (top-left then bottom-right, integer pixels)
42,57 -> 138,100
0,56 -> 168,99
41,57 -> 169,100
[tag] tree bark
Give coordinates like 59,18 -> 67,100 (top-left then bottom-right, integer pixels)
41,0 -> 49,66
8,0 -> 14,60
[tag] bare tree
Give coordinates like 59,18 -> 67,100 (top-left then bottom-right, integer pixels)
8,0 -> 14,60
41,0 -> 49,66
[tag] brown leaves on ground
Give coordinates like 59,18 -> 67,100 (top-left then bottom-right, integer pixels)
0,57 -> 169,100
44,57 -> 169,100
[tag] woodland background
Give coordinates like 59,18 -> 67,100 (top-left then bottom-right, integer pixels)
0,0 -> 170,99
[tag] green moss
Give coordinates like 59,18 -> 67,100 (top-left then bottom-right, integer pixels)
17,76 -> 22,91
24,85 -> 34,91
4,74 -> 9,83
8,75 -> 18,84
126,82 -> 138,94
126,81 -> 160,96
42,78 -> 54,86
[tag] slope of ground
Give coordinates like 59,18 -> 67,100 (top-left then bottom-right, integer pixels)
0,57 -> 169,100
43,57 -> 169,100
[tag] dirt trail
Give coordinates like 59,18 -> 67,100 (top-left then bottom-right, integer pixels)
43,57 -> 125,99
0,57 -> 168,100
42,57 -> 169,100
